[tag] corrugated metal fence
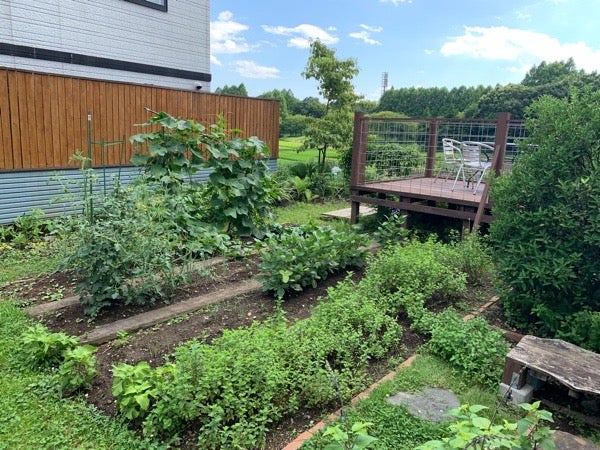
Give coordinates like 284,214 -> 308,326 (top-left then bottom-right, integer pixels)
0,68 -> 280,223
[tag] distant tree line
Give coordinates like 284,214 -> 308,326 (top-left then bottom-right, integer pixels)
213,58 -> 600,134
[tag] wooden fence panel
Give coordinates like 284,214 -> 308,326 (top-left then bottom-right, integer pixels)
0,68 -> 279,171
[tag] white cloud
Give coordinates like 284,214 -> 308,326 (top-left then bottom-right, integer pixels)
379,0 -> 412,5
262,24 -> 338,48
349,24 -> 383,45
440,26 -> 600,73
211,10 -> 251,54
235,60 -> 280,79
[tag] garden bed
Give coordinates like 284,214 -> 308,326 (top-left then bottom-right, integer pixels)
3,257 -> 426,449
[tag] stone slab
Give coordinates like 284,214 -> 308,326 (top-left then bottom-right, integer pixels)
387,387 -> 460,422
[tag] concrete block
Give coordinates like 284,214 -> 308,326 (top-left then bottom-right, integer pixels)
499,382 -> 534,404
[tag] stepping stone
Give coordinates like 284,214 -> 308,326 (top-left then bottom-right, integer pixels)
553,430 -> 599,450
321,206 -> 376,221
387,387 -> 460,422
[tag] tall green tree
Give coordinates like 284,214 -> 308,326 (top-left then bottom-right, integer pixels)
489,88 -> 600,350
521,58 -> 578,86
300,40 -> 359,167
214,83 -> 248,96
467,60 -> 600,119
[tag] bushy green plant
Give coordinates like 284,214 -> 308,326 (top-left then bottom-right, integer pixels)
143,319 -> 294,449
258,224 -> 369,298
131,111 -> 276,237
373,213 -> 409,247
284,278 -> 403,406
203,133 -> 276,236
556,310 -> 600,352
130,111 -> 206,190
65,183 -> 187,317
489,88 -> 600,345
363,239 -> 467,317
419,310 -> 508,389
0,208 -> 51,248
20,324 -> 97,395
437,231 -> 495,284
21,323 -> 80,368
57,344 -> 98,395
416,402 -> 555,450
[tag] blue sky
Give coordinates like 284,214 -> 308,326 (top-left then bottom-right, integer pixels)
210,0 -> 600,101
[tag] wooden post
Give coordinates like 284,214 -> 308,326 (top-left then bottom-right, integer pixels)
424,119 -> 438,178
472,111 -> 511,233
350,112 -> 368,224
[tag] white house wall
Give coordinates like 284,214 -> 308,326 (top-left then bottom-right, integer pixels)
0,0 -> 211,91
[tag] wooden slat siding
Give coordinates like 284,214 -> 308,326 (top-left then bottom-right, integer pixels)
17,72 -> 31,169
0,71 -> 11,169
0,68 -> 279,171
11,72 -> 23,168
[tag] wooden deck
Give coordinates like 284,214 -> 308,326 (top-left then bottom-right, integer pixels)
350,176 -> 493,228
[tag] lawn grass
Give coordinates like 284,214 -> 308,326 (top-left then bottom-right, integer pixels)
278,137 -> 339,166
0,243 -> 65,284
273,199 -> 352,227
0,301 -> 162,450
301,355 -> 520,450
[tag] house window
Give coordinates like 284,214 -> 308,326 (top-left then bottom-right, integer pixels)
124,0 -> 167,12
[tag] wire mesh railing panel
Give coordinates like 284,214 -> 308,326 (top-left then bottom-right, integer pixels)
353,115 -> 530,201
363,119 -> 432,181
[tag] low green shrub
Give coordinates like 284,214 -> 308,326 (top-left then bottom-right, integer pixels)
419,310 -> 508,389
0,208 -> 50,248
557,310 -> 600,352
20,324 -> 98,395
372,213 -> 409,247
284,278 -> 403,406
66,183 -> 187,317
258,224 -> 369,298
437,231 -> 495,284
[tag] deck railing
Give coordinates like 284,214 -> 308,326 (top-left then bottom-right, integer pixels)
351,112 -> 527,187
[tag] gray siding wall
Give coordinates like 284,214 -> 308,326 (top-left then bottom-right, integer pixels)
0,0 -> 211,91
0,160 -> 278,224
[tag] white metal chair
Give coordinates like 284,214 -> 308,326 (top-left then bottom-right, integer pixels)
452,141 -> 493,194
435,138 -> 463,181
